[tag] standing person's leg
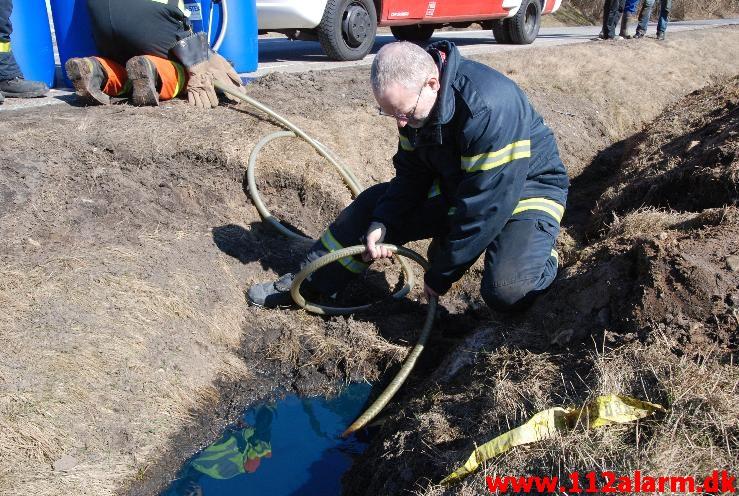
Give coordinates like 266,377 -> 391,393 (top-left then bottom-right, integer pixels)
248,182 -> 450,307
605,0 -> 626,38
480,211 -> 561,312
620,0 -> 639,38
636,0 -> 656,37
601,0 -> 612,38
657,0 -> 671,38
0,0 -> 21,81
0,0 -> 48,98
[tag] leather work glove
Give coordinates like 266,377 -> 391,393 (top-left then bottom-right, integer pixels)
170,32 -> 220,109
207,52 -> 246,102
186,62 -> 219,109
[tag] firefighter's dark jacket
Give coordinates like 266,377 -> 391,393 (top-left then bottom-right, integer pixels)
371,41 -> 569,295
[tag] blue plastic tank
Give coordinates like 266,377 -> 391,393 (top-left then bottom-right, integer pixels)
210,0 -> 258,74
9,0 -> 55,87
49,0 -> 98,88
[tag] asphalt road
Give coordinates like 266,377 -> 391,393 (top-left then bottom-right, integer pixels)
2,18 -> 737,112
252,18 -> 739,76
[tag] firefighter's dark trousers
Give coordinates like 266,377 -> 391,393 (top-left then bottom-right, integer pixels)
301,182 -> 561,311
0,0 -> 22,80
86,0 -> 192,65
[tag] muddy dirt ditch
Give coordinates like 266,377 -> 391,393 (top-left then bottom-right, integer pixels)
0,27 -> 737,496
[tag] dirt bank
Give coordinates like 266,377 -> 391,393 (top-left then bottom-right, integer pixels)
1,27 -> 738,496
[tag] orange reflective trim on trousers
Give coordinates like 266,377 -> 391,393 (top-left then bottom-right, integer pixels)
94,57 -> 128,96
144,55 -> 187,100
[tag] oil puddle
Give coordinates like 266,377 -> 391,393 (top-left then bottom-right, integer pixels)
162,383 -> 372,496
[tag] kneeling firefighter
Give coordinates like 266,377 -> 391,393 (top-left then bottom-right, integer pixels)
65,0 -> 243,108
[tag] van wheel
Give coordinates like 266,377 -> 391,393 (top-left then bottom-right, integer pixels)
318,0 -> 377,61
492,19 -> 513,44
390,24 -> 436,43
508,0 -> 541,44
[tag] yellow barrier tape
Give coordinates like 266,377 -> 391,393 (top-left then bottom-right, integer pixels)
441,394 -> 665,485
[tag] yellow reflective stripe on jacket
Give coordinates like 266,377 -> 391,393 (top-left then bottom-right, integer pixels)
0,41 -> 10,53
399,135 -> 415,151
427,178 -> 441,199
320,229 -> 368,274
461,140 -> 531,173
172,61 -> 187,97
512,197 -> 565,223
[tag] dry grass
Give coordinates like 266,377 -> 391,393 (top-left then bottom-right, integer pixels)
259,310 -> 409,383
563,0 -> 739,23
0,234 -> 251,496
418,335 -> 738,496
604,206 -> 739,239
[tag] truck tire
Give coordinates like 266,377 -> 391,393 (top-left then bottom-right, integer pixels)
390,24 -> 435,43
317,0 -> 377,61
508,0 -> 541,45
491,19 -> 513,44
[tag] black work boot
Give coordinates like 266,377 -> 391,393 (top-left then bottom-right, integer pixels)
656,31 -> 666,41
125,56 -> 160,107
0,76 -> 48,98
65,57 -> 110,105
247,273 -> 297,308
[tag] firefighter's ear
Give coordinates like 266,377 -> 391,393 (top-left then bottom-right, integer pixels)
428,77 -> 441,93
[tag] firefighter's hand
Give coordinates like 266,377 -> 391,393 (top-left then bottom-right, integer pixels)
363,222 -> 391,261
423,282 -> 439,302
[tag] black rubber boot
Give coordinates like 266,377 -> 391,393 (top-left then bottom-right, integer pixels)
247,273 -> 297,308
656,31 -> 666,40
0,76 -> 48,98
125,56 -> 160,107
65,57 -> 110,105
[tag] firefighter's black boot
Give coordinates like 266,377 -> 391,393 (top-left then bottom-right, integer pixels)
247,273 -> 297,308
65,57 -> 110,105
0,76 -> 48,98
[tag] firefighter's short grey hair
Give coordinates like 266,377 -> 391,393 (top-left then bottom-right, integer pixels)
371,42 -> 438,94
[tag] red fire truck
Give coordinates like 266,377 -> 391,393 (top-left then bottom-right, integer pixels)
257,0 -> 562,61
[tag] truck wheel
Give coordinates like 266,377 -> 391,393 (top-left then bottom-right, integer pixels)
390,24 -> 435,43
318,0 -> 377,61
508,0 -> 541,45
491,19 -> 512,44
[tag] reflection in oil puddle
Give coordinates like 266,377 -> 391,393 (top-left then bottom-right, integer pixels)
162,383 -> 372,496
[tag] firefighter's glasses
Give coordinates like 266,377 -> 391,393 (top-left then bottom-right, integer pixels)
377,79 -> 427,121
